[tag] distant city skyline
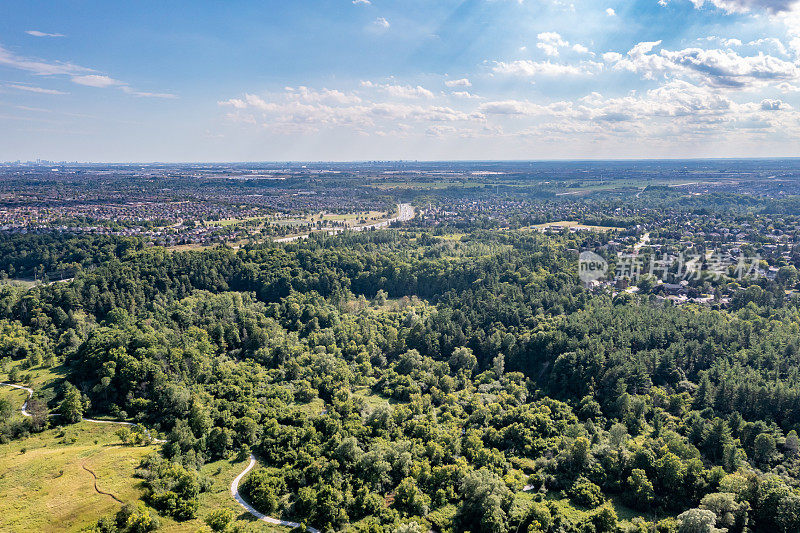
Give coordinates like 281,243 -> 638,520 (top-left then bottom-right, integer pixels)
2,0 -> 800,161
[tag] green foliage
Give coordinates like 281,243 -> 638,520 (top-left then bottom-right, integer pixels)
241,468 -> 284,516
677,508 -> 723,533
568,477 -> 604,508
58,382 -> 84,423
204,508 -> 235,532
4,228 -> 800,531
454,469 -> 512,533
136,454 -> 205,521
626,469 -> 655,511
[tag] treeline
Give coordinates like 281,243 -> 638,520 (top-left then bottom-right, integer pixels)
2,230 -> 800,531
0,233 -> 144,279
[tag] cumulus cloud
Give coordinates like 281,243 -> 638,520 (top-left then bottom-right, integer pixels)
480,80 -> 735,123
493,59 -> 600,77
537,32 -> 569,57
451,91 -> 481,99
761,98 -> 788,109
606,8 -> 617,15
703,36 -> 743,47
661,0 -> 800,14
219,65 -> 800,144
361,81 -> 435,98
445,78 -> 472,87
479,100 -> 547,116
218,84 -> 483,136
352,0 -> 371,4
748,37 -> 789,55
373,17 -> 390,29
286,86 -> 363,105
604,40 -> 800,88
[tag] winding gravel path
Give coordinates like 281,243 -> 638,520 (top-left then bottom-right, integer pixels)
0,382 -> 34,416
3,382 -> 315,528
0,382 -> 165,442
231,454 -> 320,533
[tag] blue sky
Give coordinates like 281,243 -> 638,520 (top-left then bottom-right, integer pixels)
1,0 -> 800,161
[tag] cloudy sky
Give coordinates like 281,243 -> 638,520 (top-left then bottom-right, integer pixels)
2,0 -> 800,161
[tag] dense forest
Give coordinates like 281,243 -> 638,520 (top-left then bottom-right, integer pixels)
3,228 -> 800,533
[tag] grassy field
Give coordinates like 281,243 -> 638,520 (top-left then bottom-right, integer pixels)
0,423 -> 156,532
207,209 -> 393,229
0,421 -> 287,533
0,278 -> 39,289
0,387 -> 29,413
511,491 -> 664,528
1,367 -> 288,533
530,220 -> 623,232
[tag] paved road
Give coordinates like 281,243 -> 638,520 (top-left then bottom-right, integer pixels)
275,203 -> 414,243
231,454 -> 320,533
0,382 -> 164,442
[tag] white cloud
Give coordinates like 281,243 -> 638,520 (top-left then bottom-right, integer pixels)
537,32 -> 569,57
445,78 -> 472,87
218,85 -> 483,135
479,100 -> 547,115
604,40 -> 800,88
373,17 -> 390,29
71,74 -> 123,88
287,86 -> 362,104
7,83 -> 68,95
606,8 -> 616,15
698,35 -> 742,48
661,0 -> 799,14
791,36 -> 800,55
0,43 -> 174,98
120,86 -> 177,99
25,30 -> 64,38
761,98 -> 789,109
352,0 -> 371,4
748,37 -> 789,55
0,44 -> 87,76
493,59 -> 600,77
218,76 -> 800,148
361,81 -> 435,98
452,91 -> 481,99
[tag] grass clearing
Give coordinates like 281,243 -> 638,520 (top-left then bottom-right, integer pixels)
352,386 -> 394,408
0,422 -> 286,532
0,278 -> 39,289
0,423 -> 155,532
530,220 -> 623,232
511,491 -> 667,528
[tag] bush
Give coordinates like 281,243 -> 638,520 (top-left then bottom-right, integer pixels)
205,508 -> 235,532
114,502 -> 160,533
568,477 -> 604,508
